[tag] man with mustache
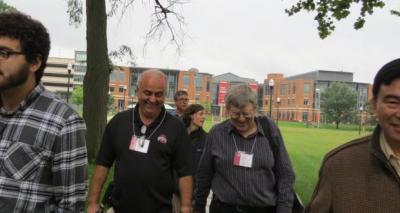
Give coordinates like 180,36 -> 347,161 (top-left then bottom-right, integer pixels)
306,58 -> 400,213
88,69 -> 194,213
0,12 -> 88,212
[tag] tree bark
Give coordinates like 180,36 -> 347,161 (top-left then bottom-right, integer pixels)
84,0 -> 109,162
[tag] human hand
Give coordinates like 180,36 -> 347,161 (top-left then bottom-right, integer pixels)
87,202 -> 101,213
180,205 -> 192,213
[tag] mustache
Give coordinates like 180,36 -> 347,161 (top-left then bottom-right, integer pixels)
143,101 -> 162,106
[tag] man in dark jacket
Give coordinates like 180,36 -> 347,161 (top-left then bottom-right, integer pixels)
307,58 -> 400,213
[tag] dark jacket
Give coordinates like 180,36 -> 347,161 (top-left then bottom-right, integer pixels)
190,127 -> 207,172
306,125 -> 400,213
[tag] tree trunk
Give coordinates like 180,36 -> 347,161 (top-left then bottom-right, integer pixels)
336,121 -> 339,129
84,0 -> 109,162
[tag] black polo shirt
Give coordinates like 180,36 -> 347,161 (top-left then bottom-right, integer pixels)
96,106 -> 194,213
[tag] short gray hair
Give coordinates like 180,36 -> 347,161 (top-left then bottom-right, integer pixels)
225,84 -> 257,110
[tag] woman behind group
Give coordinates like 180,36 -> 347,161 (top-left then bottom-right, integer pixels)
172,104 -> 207,213
182,104 -> 207,191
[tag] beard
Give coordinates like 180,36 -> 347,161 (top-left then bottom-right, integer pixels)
0,64 -> 30,92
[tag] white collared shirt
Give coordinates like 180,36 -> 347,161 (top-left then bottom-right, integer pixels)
380,133 -> 400,177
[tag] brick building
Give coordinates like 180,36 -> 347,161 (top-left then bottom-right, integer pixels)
262,70 -> 372,123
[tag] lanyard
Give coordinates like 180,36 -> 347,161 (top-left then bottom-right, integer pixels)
132,107 -> 166,140
232,133 -> 257,154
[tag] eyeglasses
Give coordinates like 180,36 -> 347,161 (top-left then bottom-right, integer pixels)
177,98 -> 189,102
229,111 -> 253,119
0,48 -> 24,60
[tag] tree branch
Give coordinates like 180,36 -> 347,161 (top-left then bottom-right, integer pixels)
285,0 -> 386,39
66,0 -> 83,27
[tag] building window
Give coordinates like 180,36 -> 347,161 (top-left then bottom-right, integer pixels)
206,80 -> 210,92
303,99 -> 309,105
118,100 -> 124,111
168,74 -> 176,99
110,87 -> 114,92
183,75 -> 190,88
110,71 -> 116,81
304,83 -> 310,95
195,74 -> 202,91
292,84 -> 296,94
195,94 -> 200,102
302,112 -> 308,121
119,71 -> 125,82
119,87 -> 125,93
280,85 -> 286,96
131,72 -> 139,96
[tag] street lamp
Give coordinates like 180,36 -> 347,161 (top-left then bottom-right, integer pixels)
123,85 -> 127,110
66,63 -> 73,103
268,79 -> 275,118
359,105 -> 364,135
276,97 -> 281,125
315,88 -> 321,128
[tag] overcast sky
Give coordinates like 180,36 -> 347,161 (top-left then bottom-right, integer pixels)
5,0 -> 400,84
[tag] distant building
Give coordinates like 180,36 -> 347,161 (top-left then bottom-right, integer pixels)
73,50 -> 86,87
108,66 -> 212,111
44,53 -> 373,122
210,72 -> 258,117
42,57 -> 74,102
177,68 -> 213,105
262,70 -> 372,123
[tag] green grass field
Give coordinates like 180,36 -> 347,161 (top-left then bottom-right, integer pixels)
278,121 -> 369,204
89,117 -> 371,207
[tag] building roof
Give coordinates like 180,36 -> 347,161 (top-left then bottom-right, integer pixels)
285,70 -> 354,82
212,72 -> 257,83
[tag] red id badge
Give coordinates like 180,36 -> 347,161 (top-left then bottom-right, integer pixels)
129,135 -> 138,151
233,151 -> 241,166
233,151 -> 253,168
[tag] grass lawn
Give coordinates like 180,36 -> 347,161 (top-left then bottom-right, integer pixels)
278,121 -> 370,205
88,117 -> 371,207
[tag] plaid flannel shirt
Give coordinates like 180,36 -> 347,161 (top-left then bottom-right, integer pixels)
0,83 -> 88,212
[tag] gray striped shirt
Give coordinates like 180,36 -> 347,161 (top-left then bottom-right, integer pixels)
194,117 -> 295,213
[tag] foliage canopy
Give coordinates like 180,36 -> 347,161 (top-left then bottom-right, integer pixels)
320,82 -> 358,129
286,0 -> 399,38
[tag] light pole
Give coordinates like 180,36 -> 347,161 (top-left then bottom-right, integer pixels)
276,97 -> 281,125
66,63 -> 72,103
359,105 -> 364,135
315,88 -> 320,128
268,79 -> 275,118
123,85 -> 127,110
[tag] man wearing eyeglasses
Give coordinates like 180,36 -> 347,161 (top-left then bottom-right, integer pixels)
88,69 -> 194,213
172,90 -> 189,118
194,84 -> 295,213
0,12 -> 88,212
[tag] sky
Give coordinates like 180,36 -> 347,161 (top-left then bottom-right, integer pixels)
5,0 -> 400,84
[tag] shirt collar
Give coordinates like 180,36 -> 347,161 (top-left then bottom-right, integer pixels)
0,82 -> 44,116
227,118 -> 265,138
133,104 -> 166,128
380,132 -> 400,161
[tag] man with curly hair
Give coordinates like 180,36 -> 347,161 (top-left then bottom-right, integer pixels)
0,12 -> 88,212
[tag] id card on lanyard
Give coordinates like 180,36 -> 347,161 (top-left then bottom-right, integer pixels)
233,151 -> 254,168
130,108 -> 167,154
232,134 -> 257,168
129,135 -> 150,153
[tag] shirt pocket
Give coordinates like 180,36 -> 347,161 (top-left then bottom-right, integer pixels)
1,141 -> 51,181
